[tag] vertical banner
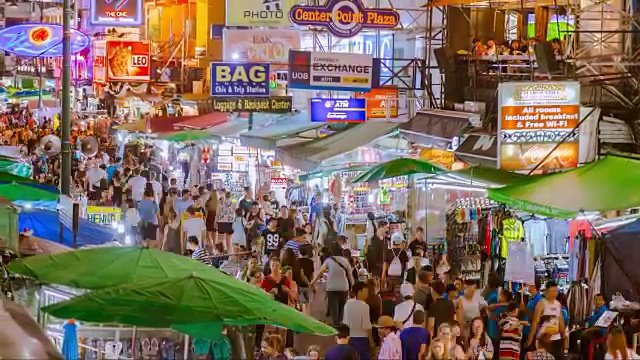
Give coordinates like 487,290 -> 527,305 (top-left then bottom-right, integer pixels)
93,41 -> 107,83
498,82 -> 580,171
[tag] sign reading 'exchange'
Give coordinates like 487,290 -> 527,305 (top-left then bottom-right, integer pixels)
212,97 -> 292,113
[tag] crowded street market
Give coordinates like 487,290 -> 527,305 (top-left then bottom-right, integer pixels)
2,0 -> 640,357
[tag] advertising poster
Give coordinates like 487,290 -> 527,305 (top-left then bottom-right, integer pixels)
226,0 -> 295,26
223,30 -> 300,64
90,0 -> 144,26
86,206 -> 123,226
93,41 -> 107,83
212,96 -> 292,113
289,0 -> 399,38
355,86 -> 399,118
310,98 -> 367,122
288,50 -> 374,91
210,62 -> 270,97
106,40 -> 151,82
0,24 -> 89,57
498,81 -> 580,171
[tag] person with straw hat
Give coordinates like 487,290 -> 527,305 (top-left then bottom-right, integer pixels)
375,316 -> 402,359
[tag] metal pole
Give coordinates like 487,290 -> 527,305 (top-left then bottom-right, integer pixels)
60,0 -> 71,195
37,0 -> 43,113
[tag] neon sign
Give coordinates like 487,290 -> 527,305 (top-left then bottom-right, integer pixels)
90,0 -> 143,26
0,23 -> 90,57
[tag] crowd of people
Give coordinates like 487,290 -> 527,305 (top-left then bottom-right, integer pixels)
470,38 -> 565,57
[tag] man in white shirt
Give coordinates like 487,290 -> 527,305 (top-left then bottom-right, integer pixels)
343,281 -> 372,360
394,283 -> 425,329
148,171 -> 163,203
127,168 -> 147,202
182,207 -> 206,246
375,315 -> 402,360
86,164 -> 107,191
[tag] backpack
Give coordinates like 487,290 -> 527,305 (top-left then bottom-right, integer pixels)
324,220 -> 338,245
388,248 -> 403,277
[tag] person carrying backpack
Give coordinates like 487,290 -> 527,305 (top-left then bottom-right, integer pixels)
382,232 -> 409,296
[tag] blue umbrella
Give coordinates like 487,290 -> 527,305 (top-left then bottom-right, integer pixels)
61,321 -> 79,360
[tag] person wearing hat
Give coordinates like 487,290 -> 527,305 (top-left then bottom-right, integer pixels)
394,283 -> 424,329
382,232 -> 409,294
375,315 -> 402,359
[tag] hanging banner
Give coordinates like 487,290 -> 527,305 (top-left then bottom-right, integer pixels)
86,206 -> 123,226
90,0 -> 144,26
310,98 -> 367,122
223,30 -> 300,63
93,41 -> 107,83
106,40 -> 151,82
288,50 -> 373,91
0,23 -> 90,57
210,62 -> 270,97
355,86 -> 399,118
212,96 -> 292,113
226,0 -> 295,26
289,0 -> 399,38
498,81 -> 581,171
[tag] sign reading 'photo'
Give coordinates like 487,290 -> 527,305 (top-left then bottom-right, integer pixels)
288,50 -> 373,91
226,0 -> 295,26
498,81 -> 581,171
210,62 -> 270,97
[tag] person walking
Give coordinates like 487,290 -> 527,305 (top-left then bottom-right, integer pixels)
343,281 -> 372,360
311,243 -> 353,326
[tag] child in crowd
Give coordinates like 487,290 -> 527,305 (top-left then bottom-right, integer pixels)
499,302 -> 527,360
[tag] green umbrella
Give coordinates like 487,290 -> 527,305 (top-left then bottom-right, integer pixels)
41,273 -> 336,336
0,182 -> 58,202
157,130 -> 217,142
8,247 -> 214,289
350,158 -> 445,183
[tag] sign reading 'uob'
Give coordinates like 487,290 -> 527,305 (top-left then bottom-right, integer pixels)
290,0 -> 400,38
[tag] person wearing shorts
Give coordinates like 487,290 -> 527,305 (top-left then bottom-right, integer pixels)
138,189 -> 160,248
216,191 -> 235,252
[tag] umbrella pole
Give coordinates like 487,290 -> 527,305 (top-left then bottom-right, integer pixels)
131,326 -> 137,359
183,335 -> 189,359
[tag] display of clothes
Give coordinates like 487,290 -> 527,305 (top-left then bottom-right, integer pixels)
524,218 -> 548,256
500,216 -> 524,258
569,231 -> 590,282
534,255 -> 570,289
566,282 -> 591,327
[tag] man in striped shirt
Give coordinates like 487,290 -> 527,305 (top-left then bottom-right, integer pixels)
499,302 -> 526,360
188,236 -> 210,265
283,235 -> 305,256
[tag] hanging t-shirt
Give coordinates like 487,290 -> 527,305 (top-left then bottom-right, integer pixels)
546,219 -> 569,254
262,229 -> 282,256
501,218 -> 524,258
524,219 -> 549,257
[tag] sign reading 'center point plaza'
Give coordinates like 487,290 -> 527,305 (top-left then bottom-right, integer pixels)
290,0 -> 400,38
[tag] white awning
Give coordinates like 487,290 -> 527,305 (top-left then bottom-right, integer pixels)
240,113 -> 323,149
277,122 -> 399,171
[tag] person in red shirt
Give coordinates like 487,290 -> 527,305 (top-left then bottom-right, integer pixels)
260,256 -> 293,304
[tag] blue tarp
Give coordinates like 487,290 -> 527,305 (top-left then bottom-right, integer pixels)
18,209 -> 117,248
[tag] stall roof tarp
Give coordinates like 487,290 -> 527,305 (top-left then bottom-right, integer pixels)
204,112 -> 281,138
487,155 -> 640,218
174,112 -> 230,130
454,134 -> 498,168
426,166 -> 528,187
278,122 -> 398,171
19,209 -> 116,248
602,219 -> 640,302
400,109 -> 479,146
240,114 -> 323,149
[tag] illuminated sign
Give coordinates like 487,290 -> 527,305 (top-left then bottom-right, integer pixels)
310,98 -> 366,122
90,0 -> 144,26
210,62 -> 270,97
211,96 -> 292,113
0,23 -> 89,57
355,86 -> 399,118
86,206 -> 122,226
288,51 -> 373,91
290,0 -> 399,38
93,41 -> 107,83
498,81 -> 581,171
106,40 -> 151,82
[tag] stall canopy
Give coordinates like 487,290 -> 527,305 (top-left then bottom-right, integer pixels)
400,109 -> 479,147
488,155 -> 640,218
278,122 -> 398,171
454,134 -> 497,168
240,113 -> 323,149
173,112 -> 230,130
424,166 -> 528,187
202,113 -> 282,138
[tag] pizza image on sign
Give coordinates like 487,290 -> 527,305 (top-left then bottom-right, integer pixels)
106,40 -> 151,82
